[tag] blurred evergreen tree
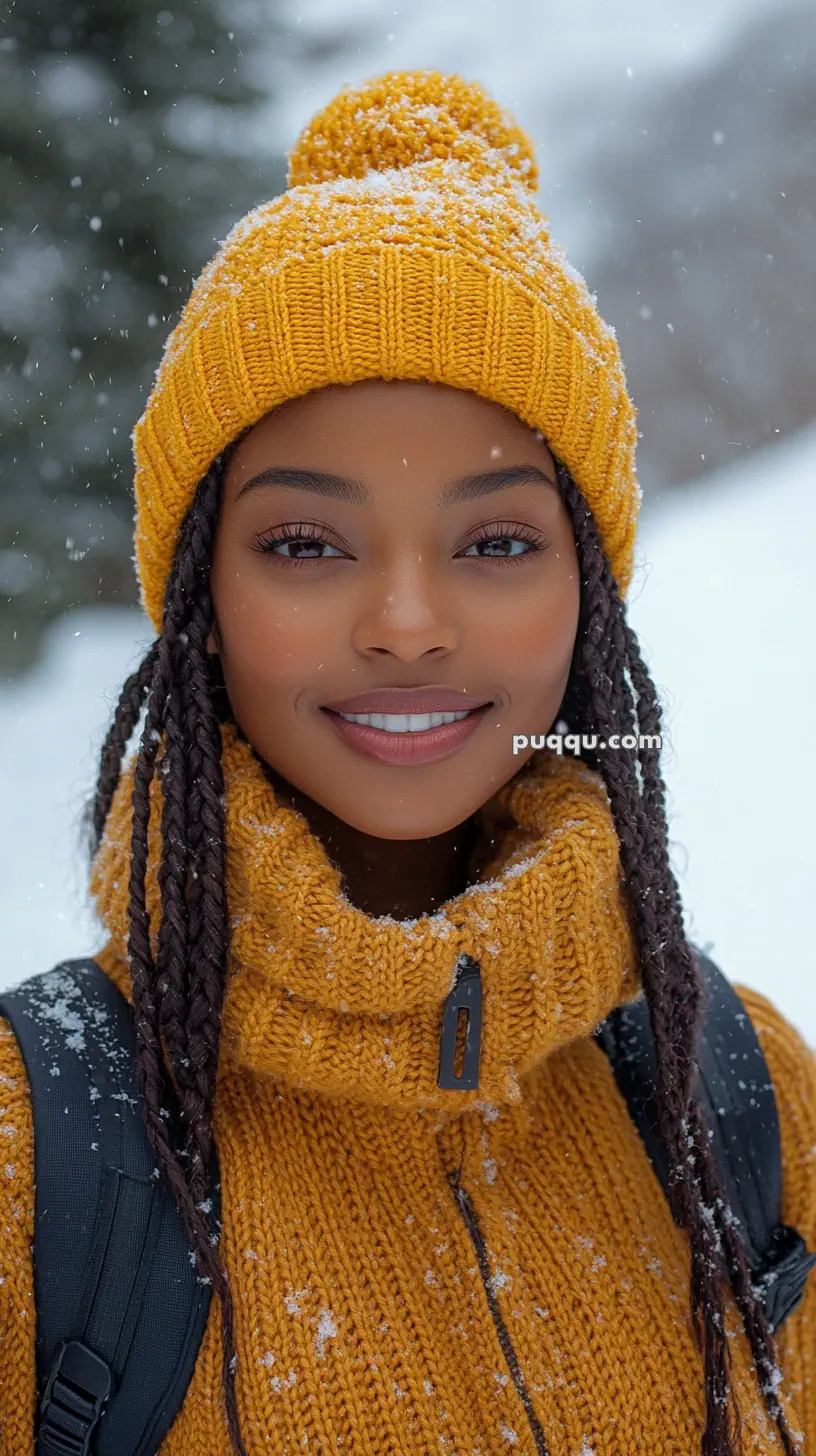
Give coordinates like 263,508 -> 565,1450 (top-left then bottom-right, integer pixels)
0,1 -> 295,671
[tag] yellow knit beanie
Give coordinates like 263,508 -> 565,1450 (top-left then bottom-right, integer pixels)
133,69 -> 641,632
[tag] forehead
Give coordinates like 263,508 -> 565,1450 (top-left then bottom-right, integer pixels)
223,379 -> 555,492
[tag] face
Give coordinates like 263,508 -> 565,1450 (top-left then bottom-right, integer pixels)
208,379 -> 581,840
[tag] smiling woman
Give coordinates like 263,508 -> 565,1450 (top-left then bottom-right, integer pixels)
1,66 -> 815,1456
206,379 -> 580,911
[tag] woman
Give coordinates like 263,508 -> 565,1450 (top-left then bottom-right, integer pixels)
1,69 -> 814,1456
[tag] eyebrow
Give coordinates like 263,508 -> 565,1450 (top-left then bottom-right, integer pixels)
235,463 -> 558,508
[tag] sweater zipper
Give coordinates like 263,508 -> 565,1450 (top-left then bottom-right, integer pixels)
447,1165 -> 551,1456
437,955 -> 550,1455
437,953 -> 483,1090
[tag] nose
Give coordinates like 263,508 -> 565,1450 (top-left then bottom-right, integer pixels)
350,554 -> 459,660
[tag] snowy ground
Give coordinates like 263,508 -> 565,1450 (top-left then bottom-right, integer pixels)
1,423 -> 814,1046
626,424 -> 816,1044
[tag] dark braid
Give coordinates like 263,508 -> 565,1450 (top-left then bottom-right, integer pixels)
86,448 -> 798,1456
88,458 -> 247,1456
556,459 -> 799,1455
90,639 -> 160,845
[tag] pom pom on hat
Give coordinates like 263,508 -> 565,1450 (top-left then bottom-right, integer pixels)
287,69 -> 539,191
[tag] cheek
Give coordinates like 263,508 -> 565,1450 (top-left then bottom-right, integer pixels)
473,556 -> 580,690
211,552 -> 336,698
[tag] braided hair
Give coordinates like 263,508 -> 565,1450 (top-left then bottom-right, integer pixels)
86,450 -> 798,1456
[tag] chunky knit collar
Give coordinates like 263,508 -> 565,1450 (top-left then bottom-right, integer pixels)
90,722 -> 639,1117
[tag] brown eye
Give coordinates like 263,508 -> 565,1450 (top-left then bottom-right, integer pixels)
252,524 -> 346,564
458,522 -> 549,564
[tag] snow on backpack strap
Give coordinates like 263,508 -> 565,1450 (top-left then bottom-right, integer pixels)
595,946 -> 816,1333
0,957 -> 217,1456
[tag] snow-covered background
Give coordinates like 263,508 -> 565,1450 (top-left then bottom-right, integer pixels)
2,0 -> 813,1045
2,420 -> 814,1045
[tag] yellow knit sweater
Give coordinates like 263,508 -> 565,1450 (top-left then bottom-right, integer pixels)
1,731 -> 815,1453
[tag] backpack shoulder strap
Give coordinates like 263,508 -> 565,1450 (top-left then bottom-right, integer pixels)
595,947 -> 816,1333
0,957 -> 218,1456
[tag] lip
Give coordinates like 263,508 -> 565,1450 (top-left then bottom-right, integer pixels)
322,687 -> 493,714
321,701 -> 493,767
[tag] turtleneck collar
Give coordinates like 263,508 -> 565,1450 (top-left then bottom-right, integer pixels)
91,723 -> 639,1118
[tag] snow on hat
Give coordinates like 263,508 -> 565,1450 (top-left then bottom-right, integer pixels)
133,69 -> 641,631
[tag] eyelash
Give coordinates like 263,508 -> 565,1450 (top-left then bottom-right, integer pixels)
251,520 -> 550,568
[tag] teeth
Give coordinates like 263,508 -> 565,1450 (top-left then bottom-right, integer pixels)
336,710 -> 475,733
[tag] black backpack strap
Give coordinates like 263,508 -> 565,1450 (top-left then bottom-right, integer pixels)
596,947 -> 816,1333
0,957 -> 218,1456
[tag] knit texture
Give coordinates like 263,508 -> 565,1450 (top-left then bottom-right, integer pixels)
2,734 -> 816,1452
89,723 -> 641,1114
133,69 -> 641,632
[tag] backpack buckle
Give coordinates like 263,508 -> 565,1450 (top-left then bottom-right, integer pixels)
38,1338 -> 112,1455
754,1224 -> 816,1332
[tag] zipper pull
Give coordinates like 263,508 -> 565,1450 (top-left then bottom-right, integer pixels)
437,953 -> 482,1091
